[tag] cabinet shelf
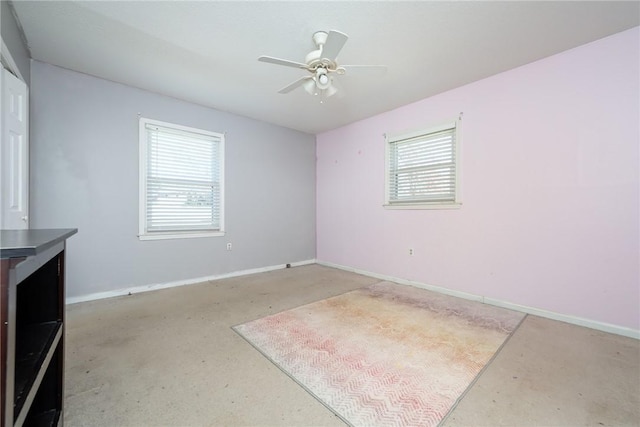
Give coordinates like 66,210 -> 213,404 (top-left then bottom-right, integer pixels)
14,322 -> 62,419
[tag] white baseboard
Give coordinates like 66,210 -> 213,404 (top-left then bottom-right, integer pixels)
66,258 -> 317,305
317,260 -> 640,340
319,260 -> 485,302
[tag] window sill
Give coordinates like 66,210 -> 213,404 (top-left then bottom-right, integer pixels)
138,231 -> 225,241
383,203 -> 462,210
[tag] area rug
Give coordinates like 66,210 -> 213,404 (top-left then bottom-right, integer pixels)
233,281 -> 524,426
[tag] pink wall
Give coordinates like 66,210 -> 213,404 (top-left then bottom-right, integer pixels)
316,27 -> 639,331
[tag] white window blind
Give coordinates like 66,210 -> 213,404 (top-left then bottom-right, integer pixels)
386,122 -> 459,207
140,118 -> 224,238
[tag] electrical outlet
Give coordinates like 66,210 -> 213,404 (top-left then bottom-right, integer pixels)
409,248 -> 414,256
226,243 -> 232,251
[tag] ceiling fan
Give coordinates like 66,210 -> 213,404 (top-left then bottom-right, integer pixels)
258,30 -> 387,98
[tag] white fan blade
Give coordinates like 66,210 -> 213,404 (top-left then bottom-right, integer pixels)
321,30 -> 348,61
341,65 -> 387,76
259,56 -> 308,69
278,76 -> 312,94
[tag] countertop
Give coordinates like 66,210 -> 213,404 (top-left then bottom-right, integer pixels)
0,229 -> 78,258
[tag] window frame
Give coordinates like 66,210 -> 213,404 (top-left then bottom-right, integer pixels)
384,119 -> 462,210
138,117 -> 225,240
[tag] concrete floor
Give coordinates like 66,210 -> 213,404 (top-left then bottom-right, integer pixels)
64,265 -> 640,426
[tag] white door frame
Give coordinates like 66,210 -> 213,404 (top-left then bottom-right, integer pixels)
1,36 -> 29,230
1,38 -> 25,82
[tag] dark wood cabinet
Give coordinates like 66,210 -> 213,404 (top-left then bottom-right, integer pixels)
1,229 -> 76,427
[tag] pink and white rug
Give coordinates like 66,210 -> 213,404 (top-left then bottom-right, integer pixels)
234,281 -> 524,426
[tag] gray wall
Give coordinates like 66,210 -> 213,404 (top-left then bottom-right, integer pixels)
1,0 -> 30,83
30,61 -> 317,299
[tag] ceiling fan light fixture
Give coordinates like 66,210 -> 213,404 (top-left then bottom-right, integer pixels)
324,84 -> 338,98
303,79 -> 317,95
315,68 -> 332,90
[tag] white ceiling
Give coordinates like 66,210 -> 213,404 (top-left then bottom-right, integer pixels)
10,1 -> 640,134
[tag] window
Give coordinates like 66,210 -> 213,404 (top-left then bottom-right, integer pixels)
139,118 -> 224,240
384,120 -> 460,208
